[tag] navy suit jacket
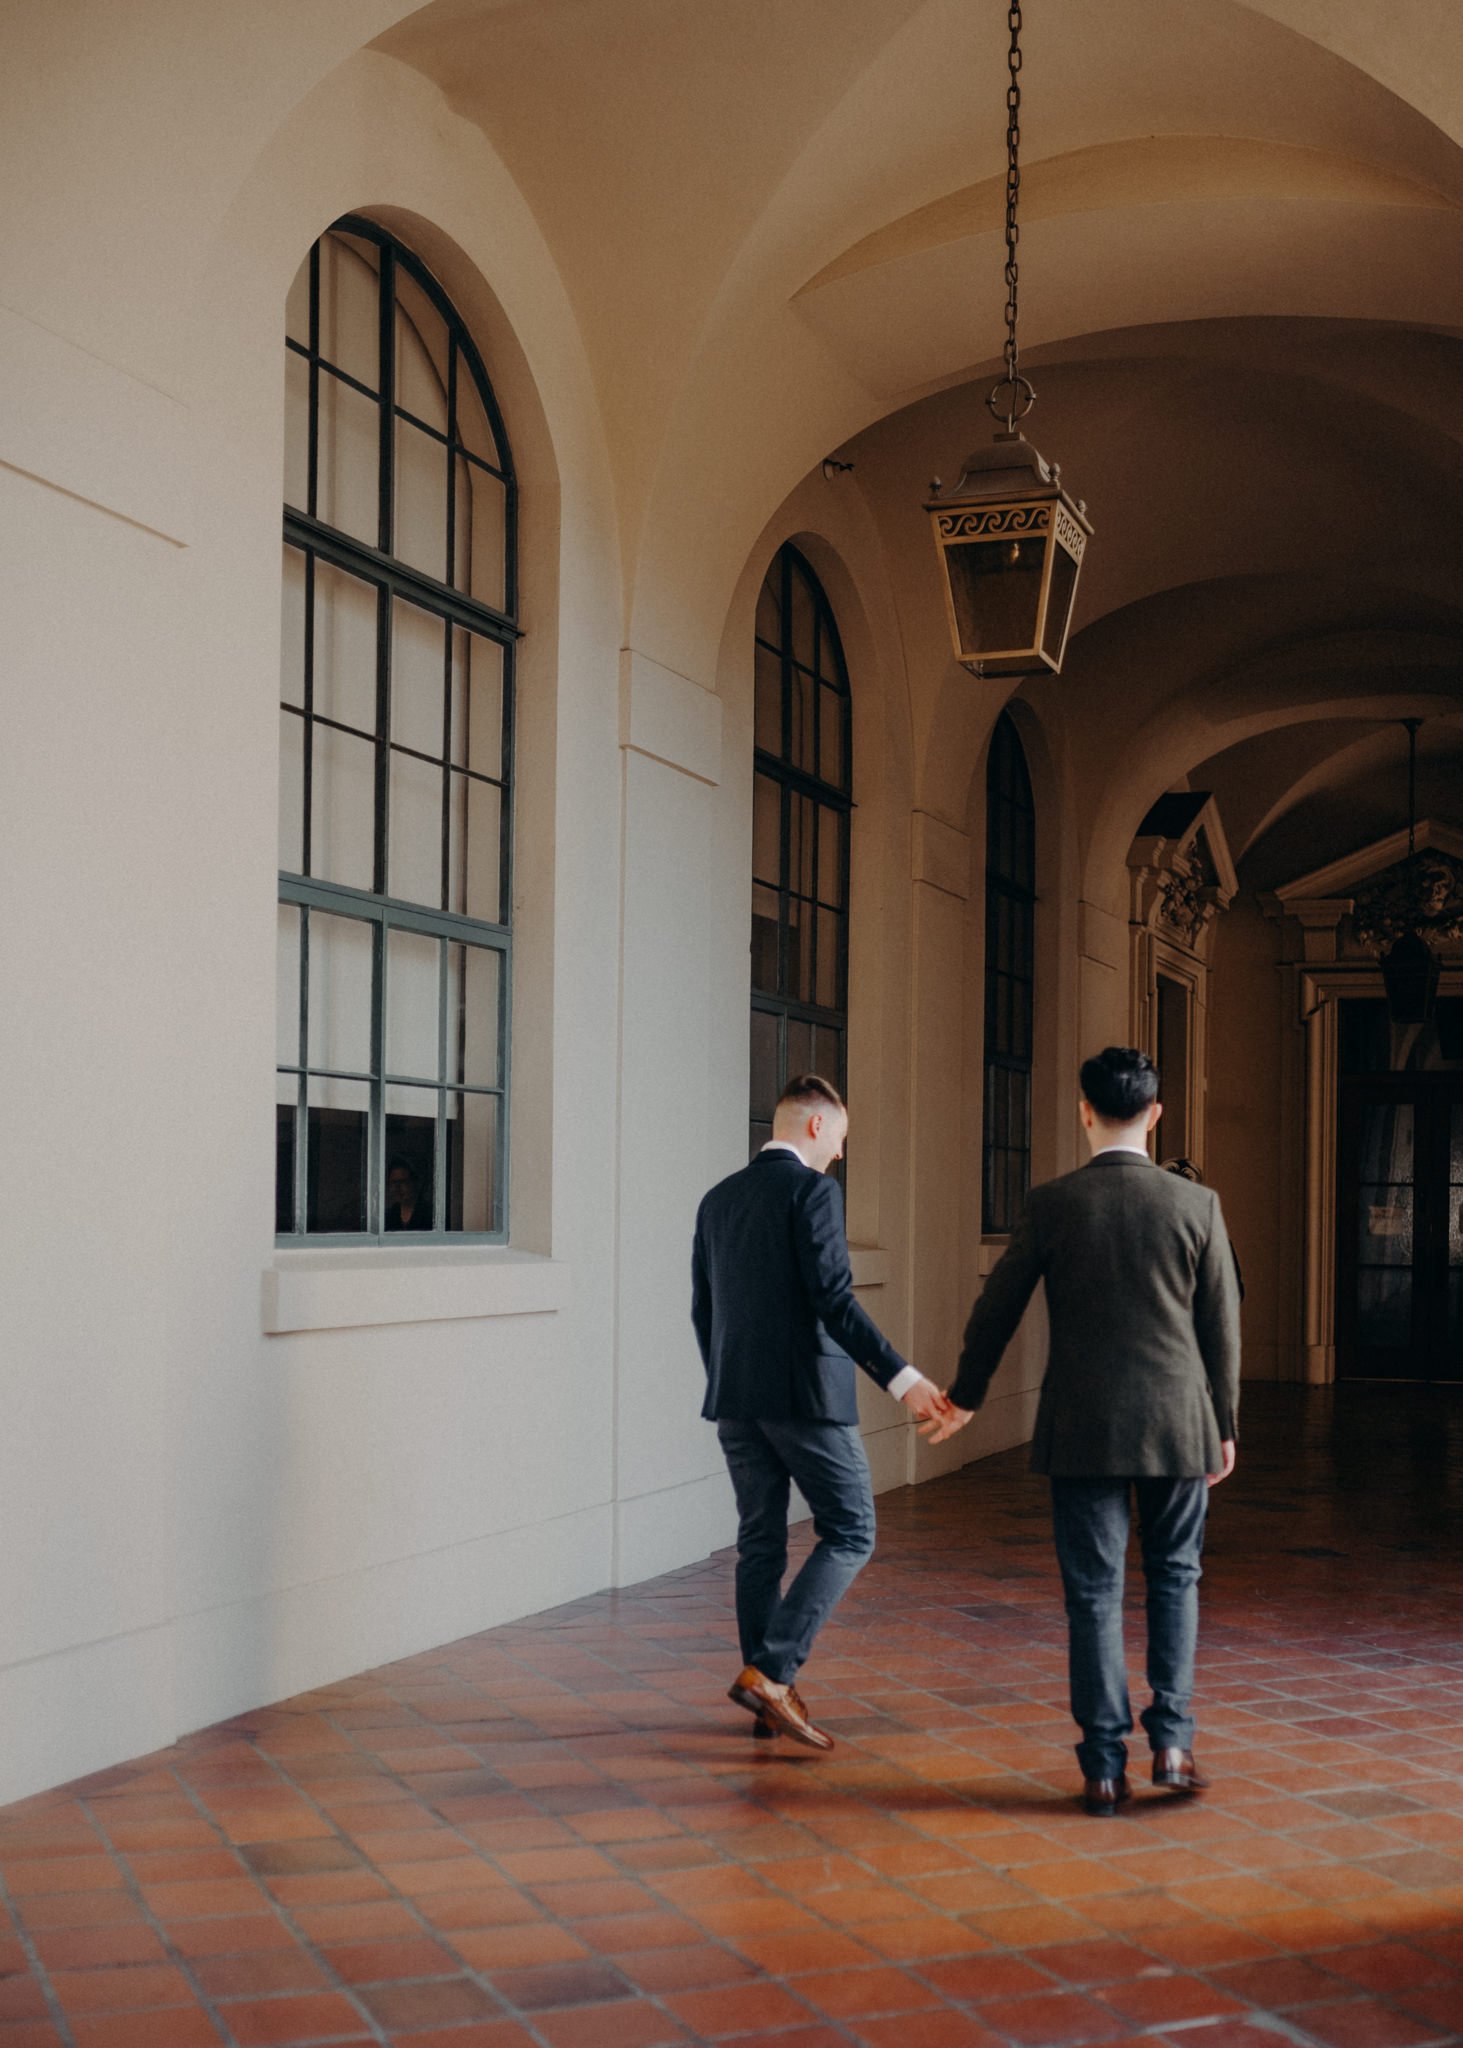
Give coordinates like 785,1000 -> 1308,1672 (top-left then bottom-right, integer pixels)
692,1149 -> 908,1424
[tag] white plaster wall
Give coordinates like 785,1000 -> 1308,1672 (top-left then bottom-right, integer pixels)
0,45 -> 630,1805
0,18 -> 1076,1809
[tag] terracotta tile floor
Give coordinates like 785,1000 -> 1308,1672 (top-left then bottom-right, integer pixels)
4,1384 -> 1463,2048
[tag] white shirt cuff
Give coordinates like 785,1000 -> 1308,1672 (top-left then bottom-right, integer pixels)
887,1365 -> 923,1402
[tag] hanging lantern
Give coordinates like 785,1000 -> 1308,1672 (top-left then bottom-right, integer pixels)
927,437 -> 1091,676
1350,721 -> 1460,1028
927,2 -> 1092,677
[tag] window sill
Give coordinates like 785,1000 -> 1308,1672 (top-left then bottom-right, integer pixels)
263,1248 -> 568,1336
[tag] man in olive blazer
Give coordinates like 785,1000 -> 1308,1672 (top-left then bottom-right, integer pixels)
934,1046 -> 1240,1814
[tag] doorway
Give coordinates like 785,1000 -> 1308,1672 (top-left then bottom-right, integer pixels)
1336,1023 -> 1463,1382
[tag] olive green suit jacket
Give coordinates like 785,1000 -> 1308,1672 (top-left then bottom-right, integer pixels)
951,1150 -> 1241,1477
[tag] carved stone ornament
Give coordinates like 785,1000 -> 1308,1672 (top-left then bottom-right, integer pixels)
1156,866 -> 1213,944
1350,851 -> 1463,955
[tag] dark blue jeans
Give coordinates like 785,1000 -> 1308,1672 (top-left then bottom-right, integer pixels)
717,1419 -> 876,1685
1050,1476 -> 1209,1782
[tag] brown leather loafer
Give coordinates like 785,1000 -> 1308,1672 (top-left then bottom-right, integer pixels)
751,1711 -> 778,1740
1082,1774 -> 1131,1816
1153,1747 -> 1208,1792
727,1666 -> 834,1751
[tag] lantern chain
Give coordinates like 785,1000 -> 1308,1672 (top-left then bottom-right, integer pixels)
987,2 -> 1036,431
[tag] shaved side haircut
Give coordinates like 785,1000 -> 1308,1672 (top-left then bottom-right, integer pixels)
776,1073 -> 845,1117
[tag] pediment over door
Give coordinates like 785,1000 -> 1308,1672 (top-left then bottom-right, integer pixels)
1264,820 -> 1463,964
1127,791 -> 1238,960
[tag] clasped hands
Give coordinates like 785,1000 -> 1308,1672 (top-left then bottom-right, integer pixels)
900,1376 -> 973,1443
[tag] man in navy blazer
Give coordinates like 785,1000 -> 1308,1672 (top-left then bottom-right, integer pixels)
693,1073 -> 950,1748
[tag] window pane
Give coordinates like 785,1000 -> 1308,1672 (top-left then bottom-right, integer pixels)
755,566 -> 781,647
1014,808 -> 1035,891
456,458 -> 507,610
818,806 -> 846,908
1356,1267 -> 1411,1348
313,559 -> 379,733
450,772 -> 502,923
451,629 -> 503,779
446,1091 -> 497,1232
280,545 -> 307,707
311,724 -> 376,891
391,598 -> 447,759
284,349 -> 309,513
386,927 -> 440,1081
788,564 -> 815,669
275,1076 -> 298,1234
785,1019 -> 814,1077
1359,1187 -> 1413,1265
789,794 -> 815,898
385,1084 -> 438,1232
750,1008 -> 779,1123
453,358 -> 501,468
276,903 -> 302,1066
307,910 -> 375,1073
788,897 -> 813,1003
815,907 -> 843,1010
394,277 -> 449,433
285,250 -> 311,350
789,667 -> 815,773
752,773 -> 780,885
1360,1103 -> 1413,1184
316,369 -> 379,546
278,708 -> 304,874
754,643 -> 781,755
751,883 -> 779,994
388,748 -> 444,909
394,417 -> 449,584
1014,898 -> 1034,977
819,683 -> 846,789
1014,977 -> 1033,1060
814,1025 -> 842,1083
307,1075 -> 370,1233
318,232 -> 380,388
449,942 -> 500,1089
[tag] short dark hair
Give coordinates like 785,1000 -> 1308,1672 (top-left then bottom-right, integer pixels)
1080,1046 -> 1159,1122
776,1073 -> 845,1116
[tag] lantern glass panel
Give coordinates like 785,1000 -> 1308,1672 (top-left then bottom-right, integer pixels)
945,533 -> 1047,661
1041,541 -> 1079,668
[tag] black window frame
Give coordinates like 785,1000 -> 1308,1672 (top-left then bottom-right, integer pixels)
276,216 -> 519,1245
982,711 -> 1036,1234
749,544 -> 853,1157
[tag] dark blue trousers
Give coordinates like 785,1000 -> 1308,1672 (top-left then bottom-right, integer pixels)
717,1419 -> 876,1685
1050,1476 -> 1209,1782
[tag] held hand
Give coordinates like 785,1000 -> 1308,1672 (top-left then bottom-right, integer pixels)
921,1399 -> 974,1443
900,1376 -> 953,1426
1207,1439 -> 1237,1488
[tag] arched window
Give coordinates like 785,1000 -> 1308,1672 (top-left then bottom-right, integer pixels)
748,545 -> 852,1155
983,712 -> 1035,1232
276,219 -> 516,1240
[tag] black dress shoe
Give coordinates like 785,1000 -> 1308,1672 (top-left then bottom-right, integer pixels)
1082,1774 -> 1131,1816
1152,1747 -> 1208,1792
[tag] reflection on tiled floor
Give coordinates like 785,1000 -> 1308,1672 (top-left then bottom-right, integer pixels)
4,1387 -> 1463,2048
